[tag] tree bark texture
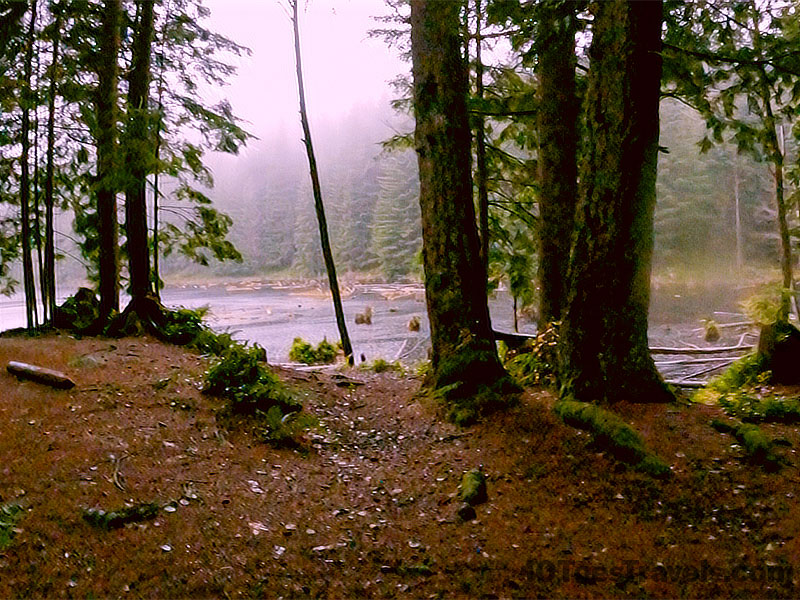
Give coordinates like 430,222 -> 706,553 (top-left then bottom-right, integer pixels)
559,0 -> 672,404
95,0 -> 122,321
44,13 -> 60,323
536,0 -> 578,326
474,0 -> 489,282
124,0 -> 156,302
20,0 -> 38,330
292,0 -> 354,365
410,0 -> 506,391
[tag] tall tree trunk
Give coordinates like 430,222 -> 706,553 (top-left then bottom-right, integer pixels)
124,0 -> 155,305
410,0 -> 508,402
536,0 -> 578,326
151,7 -> 168,300
751,10 -> 794,322
95,0 -> 122,322
474,0 -> 489,280
734,150 -> 742,271
44,13 -> 60,323
559,0 -> 673,405
291,0 -> 354,365
20,0 -> 38,330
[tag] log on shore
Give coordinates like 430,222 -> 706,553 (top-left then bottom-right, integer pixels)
6,361 -> 75,389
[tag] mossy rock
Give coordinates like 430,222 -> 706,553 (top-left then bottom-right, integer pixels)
459,469 -> 488,505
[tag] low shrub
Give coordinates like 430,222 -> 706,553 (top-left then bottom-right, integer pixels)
258,405 -> 318,449
554,400 -> 671,477
505,322 -> 560,388
288,337 -> 338,365
205,344 -> 299,417
362,358 -> 404,374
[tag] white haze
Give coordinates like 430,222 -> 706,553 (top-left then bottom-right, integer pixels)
202,0 -> 406,149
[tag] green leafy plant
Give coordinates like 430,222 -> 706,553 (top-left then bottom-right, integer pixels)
692,353 -> 767,406
288,337 -> 338,365
505,322 -> 560,388
362,358 -> 404,374
0,503 -> 23,550
740,283 -> 793,326
258,405 -> 318,449
205,344 -> 299,417
554,400 -> 671,477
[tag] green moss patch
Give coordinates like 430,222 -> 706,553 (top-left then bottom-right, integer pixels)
553,400 -> 671,477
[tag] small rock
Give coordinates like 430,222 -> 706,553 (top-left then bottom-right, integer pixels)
457,503 -> 476,521
459,469 -> 487,506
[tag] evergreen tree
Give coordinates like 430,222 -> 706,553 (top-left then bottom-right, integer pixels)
372,150 -> 421,281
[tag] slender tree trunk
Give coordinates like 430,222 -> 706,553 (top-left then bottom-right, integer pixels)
124,0 -> 156,305
33,99 -> 46,323
536,0 -> 578,326
291,0 -> 354,365
44,14 -> 60,323
559,0 -> 673,404
751,11 -> 794,322
474,0 -> 490,281
734,151 -> 742,271
410,0 -> 508,397
151,11 -> 168,300
20,0 -> 38,330
95,0 -> 122,322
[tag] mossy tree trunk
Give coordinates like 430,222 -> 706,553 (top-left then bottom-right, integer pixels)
410,0 -> 507,394
95,0 -> 122,322
536,0 -> 579,326
44,12 -> 61,325
559,0 -> 673,405
124,0 -> 156,306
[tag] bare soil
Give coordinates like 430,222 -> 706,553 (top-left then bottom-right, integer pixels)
1,333 -> 799,598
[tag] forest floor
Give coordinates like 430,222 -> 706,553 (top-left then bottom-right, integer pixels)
1,333 -> 800,599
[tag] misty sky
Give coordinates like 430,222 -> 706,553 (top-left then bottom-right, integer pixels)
202,0 -> 406,142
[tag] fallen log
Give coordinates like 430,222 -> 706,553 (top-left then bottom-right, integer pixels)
649,344 -> 753,355
6,361 -> 75,389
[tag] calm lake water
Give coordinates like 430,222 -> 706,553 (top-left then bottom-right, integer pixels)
0,281 -> 754,371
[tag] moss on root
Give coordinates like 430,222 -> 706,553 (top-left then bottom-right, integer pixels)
554,400 -> 671,477
430,346 -> 520,426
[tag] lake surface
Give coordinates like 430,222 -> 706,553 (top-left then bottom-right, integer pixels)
0,281 -> 755,373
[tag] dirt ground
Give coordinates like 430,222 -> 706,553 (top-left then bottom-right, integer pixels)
1,332 -> 799,599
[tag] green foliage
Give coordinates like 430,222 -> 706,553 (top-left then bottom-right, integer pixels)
710,418 -> 778,468
162,306 -> 208,343
692,353 -> 768,405
0,503 -> 23,550
459,469 -> 488,505
257,405 -> 318,449
190,328 -> 237,356
288,337 -> 338,365
361,358 -> 404,374
740,284 -> 794,326
553,401 -> 671,477
372,150 -> 422,281
718,392 -> 800,424
504,322 -> 560,388
205,344 -> 299,417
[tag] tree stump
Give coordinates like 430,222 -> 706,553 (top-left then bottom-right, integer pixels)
757,323 -> 800,385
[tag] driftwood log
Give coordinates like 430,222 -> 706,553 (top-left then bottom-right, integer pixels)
6,361 -> 75,389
